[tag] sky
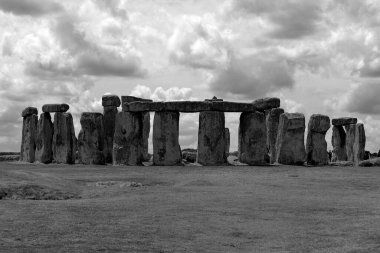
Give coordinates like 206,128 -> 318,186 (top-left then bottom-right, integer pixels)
1,0 -> 380,152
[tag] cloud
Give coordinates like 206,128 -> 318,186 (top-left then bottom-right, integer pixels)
130,85 -> 194,101
209,54 -> 295,99
0,0 -> 63,16
168,15 -> 231,69
343,81 -> 380,114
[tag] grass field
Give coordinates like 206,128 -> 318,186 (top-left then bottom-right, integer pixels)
1,162 -> 380,252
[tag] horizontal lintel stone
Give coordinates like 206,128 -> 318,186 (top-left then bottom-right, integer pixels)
42,104 -> 69,113
332,117 -> 357,126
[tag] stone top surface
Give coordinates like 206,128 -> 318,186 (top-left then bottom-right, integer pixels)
252,97 -> 280,111
121,96 -> 153,104
123,101 -> 259,112
42,104 -> 69,113
102,95 -> 121,107
332,117 -> 357,126
21,107 -> 38,117
308,114 -> 330,133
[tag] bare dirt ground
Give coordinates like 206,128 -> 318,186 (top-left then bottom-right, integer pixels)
1,162 -> 380,252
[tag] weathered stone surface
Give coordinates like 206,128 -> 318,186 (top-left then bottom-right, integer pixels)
266,108 -> 284,164
103,106 -> 118,163
182,149 -> 197,163
142,112 -> 150,161
353,123 -> 366,165
121,96 -> 152,111
252,97 -> 280,112
52,112 -> 76,164
42,104 -> 69,113
35,112 -> 53,164
275,113 -> 306,165
21,107 -> 38,118
224,128 -> 230,157
331,125 -> 347,162
239,112 -> 267,165
306,114 -> 330,165
124,101 -> 257,112
20,114 -> 38,163
345,124 -> 356,162
112,112 -> 144,165
197,111 -> 227,165
153,112 -> 182,165
358,157 -> 380,167
332,117 -> 357,126
78,113 -> 105,165
102,95 -> 121,107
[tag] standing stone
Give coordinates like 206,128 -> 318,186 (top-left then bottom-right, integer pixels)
113,112 -> 144,165
275,113 -> 306,165
331,125 -> 347,162
197,111 -> 227,165
78,112 -> 105,165
20,107 -> 38,163
224,128 -> 230,158
354,123 -> 366,165
266,108 -> 284,164
306,114 -> 330,165
153,112 -> 181,165
238,112 -> 267,165
345,124 -> 356,162
102,95 -> 121,164
53,112 -> 76,164
35,112 -> 53,164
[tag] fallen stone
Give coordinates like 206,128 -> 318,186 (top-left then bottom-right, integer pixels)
331,125 -> 347,162
35,112 -> 54,164
275,113 -> 306,165
353,123 -> 366,165
197,111 -> 227,165
153,111 -> 182,165
20,114 -> 38,163
52,112 -> 77,164
42,104 -> 69,113
182,150 -> 197,163
78,112 -> 105,165
21,107 -> 38,118
332,117 -> 357,126
306,114 -> 330,165
239,112 -> 267,165
358,157 -> 380,167
102,95 -> 121,107
252,97 -> 280,112
345,124 -> 356,162
103,106 -> 118,163
266,108 -> 284,164
112,112 -> 144,165
224,128 -> 230,158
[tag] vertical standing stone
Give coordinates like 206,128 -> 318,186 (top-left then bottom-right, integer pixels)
102,95 -> 121,164
197,111 -> 227,165
331,125 -> 347,162
153,111 -> 181,165
35,112 -> 54,164
345,124 -> 356,162
266,108 -> 284,164
113,112 -> 144,165
53,112 -> 76,164
275,113 -> 306,165
224,128 -> 230,158
353,123 -> 366,165
306,114 -> 330,165
78,112 -> 105,165
238,111 -> 267,165
20,107 -> 38,163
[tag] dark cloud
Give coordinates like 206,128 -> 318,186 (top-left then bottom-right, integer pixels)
344,81 -> 380,114
209,55 -> 295,99
359,55 -> 380,78
0,0 -> 63,16
227,0 -> 321,39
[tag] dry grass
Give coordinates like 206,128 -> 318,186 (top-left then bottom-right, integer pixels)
1,162 -> 380,252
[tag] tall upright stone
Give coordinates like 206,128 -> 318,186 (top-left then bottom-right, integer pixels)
275,113 -> 306,165
306,114 -> 330,165
53,112 -> 76,164
197,111 -> 227,165
345,124 -> 356,162
35,112 -> 53,164
113,112 -> 144,165
102,95 -> 120,163
20,107 -> 38,163
353,123 -> 366,165
331,125 -> 347,162
78,112 -> 105,165
224,128 -> 230,158
266,108 -> 284,164
153,112 -> 182,165
238,112 -> 267,165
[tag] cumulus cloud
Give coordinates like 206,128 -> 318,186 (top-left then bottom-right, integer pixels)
343,81 -> 380,114
130,85 -> 193,101
0,0 -> 63,16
